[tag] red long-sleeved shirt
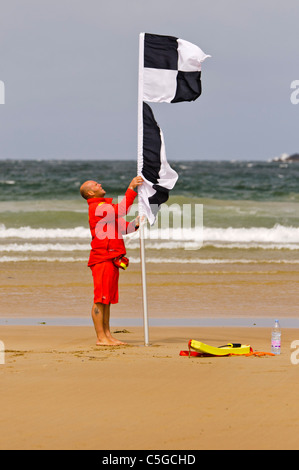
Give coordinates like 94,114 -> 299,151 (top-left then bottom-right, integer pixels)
87,188 -> 137,267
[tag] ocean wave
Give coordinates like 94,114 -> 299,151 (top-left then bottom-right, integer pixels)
128,241 -> 299,251
0,224 -> 298,248
1,160 -> 299,203
0,225 -> 90,239
203,225 -> 299,244
0,180 -> 16,185
0,240 -> 298,253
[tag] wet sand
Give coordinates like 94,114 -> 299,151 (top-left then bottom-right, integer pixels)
1,261 -> 299,319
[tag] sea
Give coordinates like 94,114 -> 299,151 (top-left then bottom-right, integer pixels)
0,159 -> 298,266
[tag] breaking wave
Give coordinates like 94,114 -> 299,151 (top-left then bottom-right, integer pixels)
0,224 -> 298,248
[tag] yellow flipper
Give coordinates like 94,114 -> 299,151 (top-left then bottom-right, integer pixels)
189,340 -> 251,356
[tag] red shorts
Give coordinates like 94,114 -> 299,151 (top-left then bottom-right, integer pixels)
90,261 -> 119,305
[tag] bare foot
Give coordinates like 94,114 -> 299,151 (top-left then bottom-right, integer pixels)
96,337 -> 118,346
105,331 -> 128,345
111,338 -> 128,345
95,337 -> 127,346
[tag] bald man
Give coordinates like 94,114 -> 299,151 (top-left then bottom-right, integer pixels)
80,176 -> 143,346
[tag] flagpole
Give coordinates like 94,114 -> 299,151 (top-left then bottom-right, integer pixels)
137,33 -> 150,347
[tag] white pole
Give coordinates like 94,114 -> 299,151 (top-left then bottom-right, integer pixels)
139,223 -> 149,346
137,33 -> 150,347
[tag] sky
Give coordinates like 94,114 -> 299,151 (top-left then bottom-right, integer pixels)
0,0 -> 298,161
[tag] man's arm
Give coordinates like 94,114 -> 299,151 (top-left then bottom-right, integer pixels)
96,176 -> 143,221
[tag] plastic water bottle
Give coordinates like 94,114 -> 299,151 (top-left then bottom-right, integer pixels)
271,319 -> 281,355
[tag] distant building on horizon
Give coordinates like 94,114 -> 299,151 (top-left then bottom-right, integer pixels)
270,153 -> 299,163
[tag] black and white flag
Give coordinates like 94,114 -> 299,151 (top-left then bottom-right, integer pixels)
138,33 -> 210,225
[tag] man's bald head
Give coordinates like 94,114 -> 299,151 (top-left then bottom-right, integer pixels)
80,181 -> 94,200
80,181 -> 106,200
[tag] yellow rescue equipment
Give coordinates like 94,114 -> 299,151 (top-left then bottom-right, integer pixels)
190,339 -> 251,356
180,339 -> 276,358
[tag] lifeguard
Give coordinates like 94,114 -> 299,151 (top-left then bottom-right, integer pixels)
80,176 -> 143,345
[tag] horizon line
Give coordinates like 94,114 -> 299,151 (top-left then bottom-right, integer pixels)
0,156 -> 278,162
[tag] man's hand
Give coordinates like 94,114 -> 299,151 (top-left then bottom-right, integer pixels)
133,216 -> 140,230
129,176 -> 144,191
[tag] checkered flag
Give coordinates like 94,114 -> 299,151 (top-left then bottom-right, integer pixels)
138,33 -> 210,225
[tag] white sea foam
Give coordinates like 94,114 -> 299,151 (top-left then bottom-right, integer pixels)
0,224 -> 298,250
203,225 -> 299,244
0,225 -> 90,239
0,240 -> 297,254
0,180 -> 16,185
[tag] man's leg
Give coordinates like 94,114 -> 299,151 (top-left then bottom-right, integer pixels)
92,303 -> 114,345
92,303 -> 127,346
102,304 -> 127,345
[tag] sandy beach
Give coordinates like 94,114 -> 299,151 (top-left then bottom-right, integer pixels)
0,261 -> 299,450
